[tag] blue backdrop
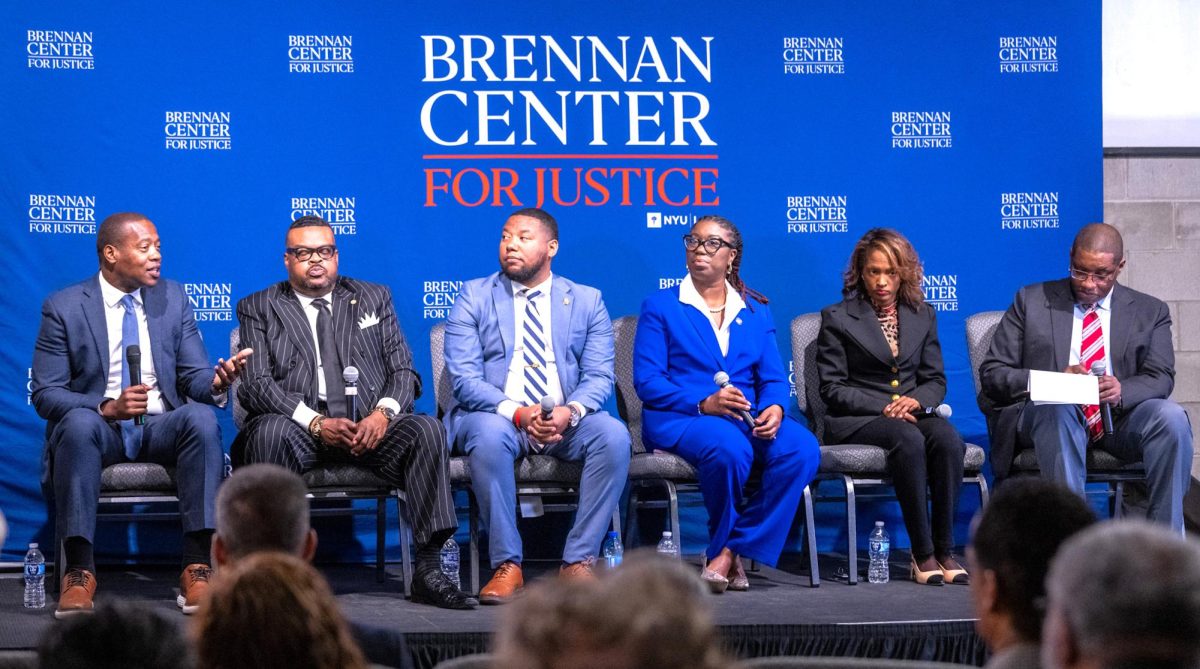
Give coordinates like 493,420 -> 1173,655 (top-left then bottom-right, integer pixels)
1,1 -> 1099,563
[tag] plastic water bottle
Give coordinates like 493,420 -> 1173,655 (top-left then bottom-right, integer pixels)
656,531 -> 679,558
601,531 -> 623,569
868,521 -> 890,584
439,537 -> 461,589
24,543 -> 46,609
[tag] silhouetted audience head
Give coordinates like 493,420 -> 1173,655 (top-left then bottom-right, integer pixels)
213,463 -> 315,565
493,552 -> 728,669
1042,520 -> 1200,669
38,600 -> 192,669
969,478 -> 1095,650
193,552 -> 366,669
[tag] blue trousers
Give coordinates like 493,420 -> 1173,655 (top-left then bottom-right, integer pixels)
453,411 -> 630,568
49,404 -> 223,541
1019,399 -> 1193,532
669,416 -> 819,567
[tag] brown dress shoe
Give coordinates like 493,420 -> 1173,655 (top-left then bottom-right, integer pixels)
177,563 -> 213,614
479,561 -> 523,605
559,560 -> 597,582
55,569 -> 97,620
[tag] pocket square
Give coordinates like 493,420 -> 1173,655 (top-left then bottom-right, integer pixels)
358,312 -> 380,330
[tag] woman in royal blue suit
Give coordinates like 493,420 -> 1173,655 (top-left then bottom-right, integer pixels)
633,215 -> 820,593
816,228 -> 967,585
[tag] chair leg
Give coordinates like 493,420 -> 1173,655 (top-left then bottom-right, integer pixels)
625,486 -> 641,544
395,495 -> 413,597
976,474 -> 990,508
804,484 -> 820,588
844,475 -> 858,585
468,491 -> 481,596
375,497 -> 387,584
610,508 -> 622,538
1114,481 -> 1125,519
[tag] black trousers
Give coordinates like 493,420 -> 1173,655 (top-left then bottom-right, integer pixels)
240,413 -> 456,549
844,416 -> 965,557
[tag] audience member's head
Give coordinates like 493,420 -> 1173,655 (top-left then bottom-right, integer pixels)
38,600 -> 193,669
193,551 -> 366,669
968,479 -> 1095,652
493,552 -> 728,669
212,463 -> 315,566
1042,520 -> 1200,669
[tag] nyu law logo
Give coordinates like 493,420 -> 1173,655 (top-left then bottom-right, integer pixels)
646,212 -> 695,228
288,35 -> 354,74
27,30 -> 93,70
27,194 -> 96,235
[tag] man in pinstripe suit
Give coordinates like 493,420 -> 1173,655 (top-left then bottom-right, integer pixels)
234,216 -> 476,609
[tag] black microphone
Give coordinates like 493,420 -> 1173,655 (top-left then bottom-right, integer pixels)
540,395 -> 556,420
912,403 -> 953,419
1089,361 -> 1115,436
342,366 -> 359,421
125,345 -> 145,426
712,371 -> 757,431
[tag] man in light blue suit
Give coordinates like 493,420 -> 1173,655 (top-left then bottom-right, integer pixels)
444,208 -> 630,604
31,213 -> 248,618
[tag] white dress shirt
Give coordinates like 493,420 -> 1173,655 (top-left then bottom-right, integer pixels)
677,274 -> 746,356
1068,286 -> 1114,371
496,275 -> 587,422
98,273 -> 163,415
291,291 -> 400,428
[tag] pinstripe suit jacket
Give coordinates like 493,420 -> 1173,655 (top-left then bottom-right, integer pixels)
236,277 -> 421,420
442,272 -> 615,440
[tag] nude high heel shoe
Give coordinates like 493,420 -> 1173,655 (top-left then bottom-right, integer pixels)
910,558 -> 945,585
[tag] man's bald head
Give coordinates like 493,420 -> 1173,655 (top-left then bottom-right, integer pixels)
1071,223 -> 1124,262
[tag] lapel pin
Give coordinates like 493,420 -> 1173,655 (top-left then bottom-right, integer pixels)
563,297 -> 570,305
735,318 -> 742,325
350,299 -> 357,305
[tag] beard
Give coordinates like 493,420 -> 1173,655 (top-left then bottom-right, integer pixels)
500,256 -> 545,285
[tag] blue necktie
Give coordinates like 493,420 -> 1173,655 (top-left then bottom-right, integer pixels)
520,289 -> 548,408
119,294 -> 143,459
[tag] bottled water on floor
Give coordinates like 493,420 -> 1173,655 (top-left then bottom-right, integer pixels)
439,537 -> 461,589
601,531 -> 624,569
24,543 -> 46,609
867,521 -> 890,584
656,531 -> 679,558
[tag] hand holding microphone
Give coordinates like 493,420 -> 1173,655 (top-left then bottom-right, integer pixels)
102,345 -> 150,422
1089,362 -> 1116,436
525,396 -> 567,446
708,372 -> 758,431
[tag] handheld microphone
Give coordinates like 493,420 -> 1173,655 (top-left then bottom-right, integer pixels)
540,396 -> 556,420
712,371 -> 757,431
126,345 -> 145,426
1089,362 -> 1115,436
342,366 -> 359,421
913,404 -> 953,419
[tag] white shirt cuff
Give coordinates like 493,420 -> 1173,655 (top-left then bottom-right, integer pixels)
497,400 -> 520,421
293,402 -> 321,430
375,397 -> 401,415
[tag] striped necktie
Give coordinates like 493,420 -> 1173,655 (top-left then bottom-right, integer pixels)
520,289 -> 549,408
1079,304 -> 1106,442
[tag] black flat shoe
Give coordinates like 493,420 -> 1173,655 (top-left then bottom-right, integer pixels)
410,570 -> 479,610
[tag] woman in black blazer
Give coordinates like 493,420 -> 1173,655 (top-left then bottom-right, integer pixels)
816,228 -> 967,585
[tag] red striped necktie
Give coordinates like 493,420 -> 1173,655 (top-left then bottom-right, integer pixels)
1079,304 -> 1105,442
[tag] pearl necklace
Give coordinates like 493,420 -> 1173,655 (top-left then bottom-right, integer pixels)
707,304 -> 726,313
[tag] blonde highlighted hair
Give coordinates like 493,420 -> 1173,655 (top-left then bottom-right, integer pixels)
841,227 -> 925,308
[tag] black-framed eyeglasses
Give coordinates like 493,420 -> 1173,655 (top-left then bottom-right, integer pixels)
682,234 -> 734,254
287,245 -> 337,261
1067,266 -> 1114,283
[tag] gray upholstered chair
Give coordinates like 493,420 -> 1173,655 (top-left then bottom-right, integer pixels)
964,311 -> 1144,515
229,327 -> 412,591
790,313 -> 989,585
735,657 -> 974,669
612,315 -> 820,587
432,653 -> 493,669
429,322 -> 620,596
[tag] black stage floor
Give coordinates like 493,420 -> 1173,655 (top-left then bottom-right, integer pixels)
0,554 -> 987,668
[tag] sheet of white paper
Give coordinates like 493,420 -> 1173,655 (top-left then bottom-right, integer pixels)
1029,370 -> 1099,405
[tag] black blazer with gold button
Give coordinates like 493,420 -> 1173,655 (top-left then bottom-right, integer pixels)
815,297 -> 948,445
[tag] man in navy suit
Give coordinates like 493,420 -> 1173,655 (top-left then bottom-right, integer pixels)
32,212 -> 249,618
235,216 -> 475,609
444,207 -> 630,604
981,223 -> 1193,532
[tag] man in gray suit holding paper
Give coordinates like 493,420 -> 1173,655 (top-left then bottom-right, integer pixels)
443,207 -> 630,604
980,223 -> 1192,531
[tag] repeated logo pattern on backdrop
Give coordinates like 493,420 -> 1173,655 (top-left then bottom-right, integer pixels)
2,2 -> 1100,560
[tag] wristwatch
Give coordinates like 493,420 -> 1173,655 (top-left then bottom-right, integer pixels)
568,404 -> 582,427
373,405 -> 397,422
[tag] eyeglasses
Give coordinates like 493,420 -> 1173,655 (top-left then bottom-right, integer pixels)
287,246 -> 337,261
1067,266 -> 1115,283
682,235 -> 734,254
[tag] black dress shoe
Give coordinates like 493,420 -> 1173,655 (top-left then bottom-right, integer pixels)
410,570 -> 478,610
